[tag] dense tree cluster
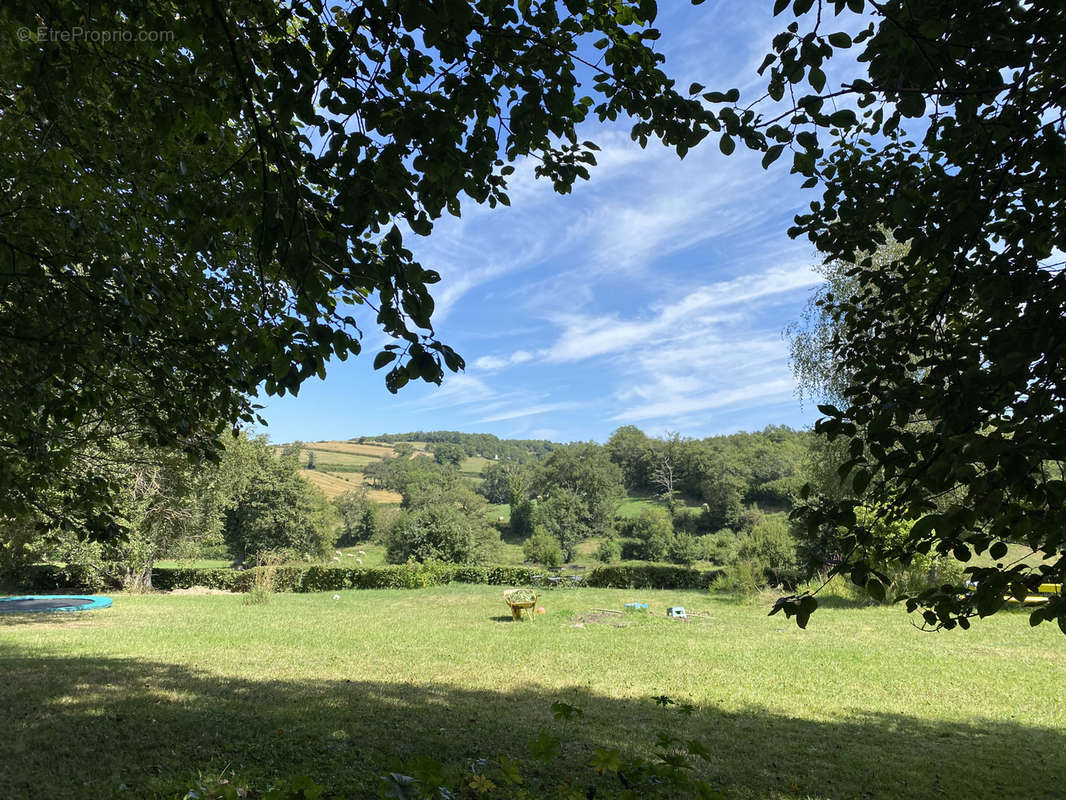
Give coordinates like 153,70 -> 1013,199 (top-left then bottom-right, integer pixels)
606,426 -> 810,526
0,435 -> 336,589
366,431 -> 558,463
380,459 -> 499,565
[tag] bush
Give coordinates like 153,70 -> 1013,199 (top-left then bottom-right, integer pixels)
19,561 -> 726,594
616,507 -> 675,562
668,532 -> 700,565
596,538 -> 622,563
223,443 -> 338,561
334,490 -> 378,546
702,529 -> 740,565
736,514 -> 797,574
709,560 -> 765,597
384,504 -> 498,564
509,499 -> 537,538
523,528 -> 564,567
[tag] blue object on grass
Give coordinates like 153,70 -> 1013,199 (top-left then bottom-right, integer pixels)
0,595 -> 113,614
666,606 -> 687,619
624,602 -> 648,610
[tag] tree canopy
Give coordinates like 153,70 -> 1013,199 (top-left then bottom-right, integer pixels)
722,0 -> 1066,632
0,0 -> 710,529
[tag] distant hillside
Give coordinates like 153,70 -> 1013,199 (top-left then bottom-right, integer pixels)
363,431 -> 560,463
277,440 -> 410,503
277,434 -> 529,503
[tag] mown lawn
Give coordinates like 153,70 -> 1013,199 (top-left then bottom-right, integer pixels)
1,585 -> 1063,799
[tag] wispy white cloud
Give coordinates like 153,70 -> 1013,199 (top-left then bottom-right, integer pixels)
472,350 -> 536,372
477,401 -> 584,424
542,261 -> 817,364
413,374 -> 496,409
612,378 -> 795,423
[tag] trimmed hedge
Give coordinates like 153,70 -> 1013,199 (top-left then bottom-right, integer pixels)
584,564 -> 723,590
7,562 -> 723,593
151,563 -> 545,592
1,563 -> 107,593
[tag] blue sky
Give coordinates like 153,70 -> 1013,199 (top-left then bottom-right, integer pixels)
260,3 -> 831,445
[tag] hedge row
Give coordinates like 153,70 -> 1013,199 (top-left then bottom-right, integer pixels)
151,563 -> 543,592
7,562 -> 724,593
583,564 -> 723,589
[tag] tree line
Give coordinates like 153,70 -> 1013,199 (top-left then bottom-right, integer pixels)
362,431 -> 559,464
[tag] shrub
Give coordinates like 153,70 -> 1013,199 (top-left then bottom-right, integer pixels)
709,560 -> 765,597
668,532 -> 701,566
618,537 -> 645,561
334,490 -> 378,546
702,529 -> 740,565
523,528 -> 564,567
243,552 -> 283,605
737,514 -> 797,574
596,538 -> 622,563
223,443 -> 338,561
509,499 -> 537,538
616,507 -> 675,562
384,504 -> 497,564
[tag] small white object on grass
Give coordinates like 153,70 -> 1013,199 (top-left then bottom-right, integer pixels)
346,553 -> 354,557
358,550 -> 366,556
332,556 -> 340,562
356,558 -> 363,564
333,594 -> 340,600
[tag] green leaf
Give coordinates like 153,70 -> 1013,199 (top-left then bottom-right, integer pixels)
550,701 -> 583,720
761,144 -> 786,168
808,67 -> 826,93
828,32 -> 852,48
372,351 -> 397,370
588,747 -> 623,775
719,134 -> 735,155
828,109 -> 857,128
528,732 -> 561,762
866,578 -> 886,602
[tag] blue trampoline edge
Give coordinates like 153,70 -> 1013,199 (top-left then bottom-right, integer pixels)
0,595 -> 113,613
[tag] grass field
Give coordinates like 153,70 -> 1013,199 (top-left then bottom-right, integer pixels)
301,468 -> 403,504
1,586 -> 1063,799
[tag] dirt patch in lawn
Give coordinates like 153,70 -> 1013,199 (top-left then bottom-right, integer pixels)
168,586 -> 238,596
571,612 -> 627,628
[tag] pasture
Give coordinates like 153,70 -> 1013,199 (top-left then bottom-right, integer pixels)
1,585 -> 1063,799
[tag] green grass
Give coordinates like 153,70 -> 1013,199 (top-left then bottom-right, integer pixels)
1,586 -> 1063,799
614,495 -> 663,518
485,502 -> 511,523
334,543 -> 387,567
459,455 -> 493,476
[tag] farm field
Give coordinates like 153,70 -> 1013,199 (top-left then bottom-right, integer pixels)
287,440 -> 421,502
2,586 -> 1063,799
301,467 -> 403,504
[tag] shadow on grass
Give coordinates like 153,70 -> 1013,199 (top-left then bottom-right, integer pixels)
0,610 -> 108,627
1,644 -> 1063,799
